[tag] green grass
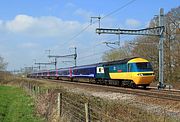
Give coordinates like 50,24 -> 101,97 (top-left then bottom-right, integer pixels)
0,86 -> 43,122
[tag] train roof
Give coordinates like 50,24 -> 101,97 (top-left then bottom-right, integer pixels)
72,57 -> 139,68
99,57 -> 138,66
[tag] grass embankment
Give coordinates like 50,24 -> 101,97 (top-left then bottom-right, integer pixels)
1,74 -> 179,121
0,85 -> 43,122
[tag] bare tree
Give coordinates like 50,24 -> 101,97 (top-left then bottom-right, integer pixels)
130,36 -> 159,81
159,6 -> 180,82
0,56 -> 8,71
102,43 -> 132,61
132,6 -> 180,82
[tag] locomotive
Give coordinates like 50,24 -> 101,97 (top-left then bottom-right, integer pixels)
28,57 -> 155,88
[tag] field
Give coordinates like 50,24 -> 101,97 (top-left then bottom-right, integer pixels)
0,85 -> 43,122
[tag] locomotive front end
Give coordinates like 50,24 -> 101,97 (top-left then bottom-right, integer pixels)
128,58 -> 155,86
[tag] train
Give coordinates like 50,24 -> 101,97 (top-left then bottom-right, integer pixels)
27,57 -> 155,88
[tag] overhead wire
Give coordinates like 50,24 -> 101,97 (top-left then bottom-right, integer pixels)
52,0 -> 137,68
101,0 -> 137,20
60,23 -> 92,47
77,36 -> 119,52
60,0 -> 137,48
77,37 -> 131,62
30,0 -> 137,70
77,49 -> 110,63
71,35 -> 127,58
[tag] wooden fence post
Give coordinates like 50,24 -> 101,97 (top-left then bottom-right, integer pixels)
46,89 -> 49,94
37,86 -> 40,94
85,103 -> 90,122
33,85 -> 36,95
57,93 -> 62,118
27,83 -> 29,89
30,84 -> 32,93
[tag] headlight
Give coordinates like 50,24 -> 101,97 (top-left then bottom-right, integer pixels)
137,73 -> 143,76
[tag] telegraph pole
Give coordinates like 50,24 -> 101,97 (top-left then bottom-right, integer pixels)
118,33 -> 120,47
34,62 -> 56,70
48,47 -> 77,67
74,47 -> 77,67
158,8 -> 165,89
45,49 -> 51,56
31,66 -> 39,72
55,58 -> 57,69
91,16 -> 101,28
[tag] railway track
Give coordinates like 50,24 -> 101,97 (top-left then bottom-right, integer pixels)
149,87 -> 180,96
30,78 -> 180,101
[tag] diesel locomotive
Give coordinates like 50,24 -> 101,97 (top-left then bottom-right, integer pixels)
28,57 -> 155,88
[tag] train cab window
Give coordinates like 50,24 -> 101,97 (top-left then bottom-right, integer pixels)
97,67 -> 104,73
135,62 -> 153,71
128,62 -> 153,72
99,68 -> 101,72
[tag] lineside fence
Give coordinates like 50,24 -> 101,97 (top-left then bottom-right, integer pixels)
17,81 -> 180,122
19,81 -> 122,122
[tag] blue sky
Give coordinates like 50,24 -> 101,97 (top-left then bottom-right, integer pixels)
0,0 -> 179,71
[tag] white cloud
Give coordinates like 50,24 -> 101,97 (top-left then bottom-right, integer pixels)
6,15 -> 35,32
125,19 -> 141,28
2,14 -> 89,39
0,14 -> 101,70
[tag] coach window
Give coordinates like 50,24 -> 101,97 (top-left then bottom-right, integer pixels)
88,69 -> 90,74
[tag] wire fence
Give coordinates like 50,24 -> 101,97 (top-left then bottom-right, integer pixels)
18,81 -> 180,122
